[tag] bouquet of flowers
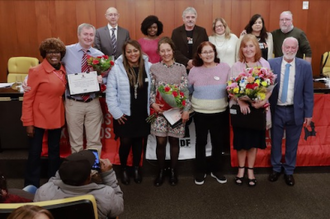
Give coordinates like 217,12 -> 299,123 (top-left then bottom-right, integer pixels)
146,84 -> 189,123
87,55 -> 115,92
87,55 -> 114,77
226,67 -> 277,102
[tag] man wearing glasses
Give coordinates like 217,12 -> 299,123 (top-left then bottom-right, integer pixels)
94,7 -> 130,60
272,11 -> 312,63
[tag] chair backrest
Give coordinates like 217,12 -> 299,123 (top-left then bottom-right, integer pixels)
320,51 -> 330,77
0,194 -> 98,219
7,57 -> 39,83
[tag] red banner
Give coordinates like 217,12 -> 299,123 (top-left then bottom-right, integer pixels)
230,94 -> 330,167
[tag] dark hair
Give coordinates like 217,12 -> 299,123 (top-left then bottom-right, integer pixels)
244,14 -> 268,41
140,15 -> 163,36
157,37 -> 176,53
7,205 -> 54,219
122,40 -> 146,88
39,38 -> 66,59
192,41 -> 220,67
238,34 -> 262,62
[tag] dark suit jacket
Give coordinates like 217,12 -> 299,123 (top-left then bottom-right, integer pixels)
269,57 -> 314,125
171,25 -> 208,66
94,25 -> 130,59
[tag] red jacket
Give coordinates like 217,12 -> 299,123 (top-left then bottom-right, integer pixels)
21,59 -> 67,129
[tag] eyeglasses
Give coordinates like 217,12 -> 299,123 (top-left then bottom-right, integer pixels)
201,51 -> 214,55
46,51 -> 60,55
215,25 -> 224,28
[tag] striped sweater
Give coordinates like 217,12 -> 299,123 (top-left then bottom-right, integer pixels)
188,63 -> 230,114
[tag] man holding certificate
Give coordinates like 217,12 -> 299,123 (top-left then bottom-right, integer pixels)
62,23 -> 105,155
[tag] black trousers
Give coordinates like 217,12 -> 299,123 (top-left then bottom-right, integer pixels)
194,111 -> 227,174
25,127 -> 61,187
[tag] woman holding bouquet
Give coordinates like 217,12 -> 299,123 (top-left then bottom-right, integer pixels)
106,40 -> 152,185
150,37 -> 191,186
188,41 -> 231,185
231,34 -> 271,187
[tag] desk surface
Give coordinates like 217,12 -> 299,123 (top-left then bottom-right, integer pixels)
313,81 -> 330,93
0,87 -> 23,98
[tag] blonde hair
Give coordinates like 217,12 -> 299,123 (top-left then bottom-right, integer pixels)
212,18 -> 231,39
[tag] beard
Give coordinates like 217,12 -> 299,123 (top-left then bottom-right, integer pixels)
283,52 -> 297,61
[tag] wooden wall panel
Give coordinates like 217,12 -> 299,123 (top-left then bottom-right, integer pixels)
0,0 -> 329,82
155,1 -> 176,37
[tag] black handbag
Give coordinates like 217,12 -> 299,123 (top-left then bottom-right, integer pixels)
230,104 -> 266,130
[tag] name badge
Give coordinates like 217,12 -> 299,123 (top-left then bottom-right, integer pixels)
214,76 -> 220,81
145,78 -> 149,82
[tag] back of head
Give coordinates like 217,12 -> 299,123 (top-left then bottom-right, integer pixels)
59,150 -> 95,186
7,205 -> 54,219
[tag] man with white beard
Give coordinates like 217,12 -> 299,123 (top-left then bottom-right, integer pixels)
268,37 -> 314,186
272,11 -> 312,63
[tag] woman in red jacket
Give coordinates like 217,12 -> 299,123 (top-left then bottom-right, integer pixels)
21,38 -> 66,187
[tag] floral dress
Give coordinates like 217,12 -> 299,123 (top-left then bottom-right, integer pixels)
149,62 -> 191,138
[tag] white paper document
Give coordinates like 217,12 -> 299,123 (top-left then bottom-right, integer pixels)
0,83 -> 14,88
67,71 -> 100,95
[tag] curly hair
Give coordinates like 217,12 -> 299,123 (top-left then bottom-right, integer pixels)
140,15 -> 163,36
244,14 -> 268,41
192,41 -> 220,67
39,38 -> 66,59
238,34 -> 262,62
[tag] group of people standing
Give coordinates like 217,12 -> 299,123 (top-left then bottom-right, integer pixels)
21,5 -> 313,195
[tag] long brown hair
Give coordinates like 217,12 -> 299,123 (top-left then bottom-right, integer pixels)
7,205 -> 54,219
122,40 -> 146,88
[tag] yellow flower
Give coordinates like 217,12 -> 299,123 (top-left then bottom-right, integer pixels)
233,87 -> 239,93
261,81 -> 267,86
228,81 -> 232,86
258,92 -> 266,100
255,79 -> 260,85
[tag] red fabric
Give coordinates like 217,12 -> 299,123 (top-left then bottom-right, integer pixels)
1,194 -> 32,203
42,97 -> 142,166
231,94 -> 330,167
150,91 -> 172,115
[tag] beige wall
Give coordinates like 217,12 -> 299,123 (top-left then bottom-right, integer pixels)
0,0 -> 329,81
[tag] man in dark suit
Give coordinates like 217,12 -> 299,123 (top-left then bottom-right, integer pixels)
94,7 -> 130,60
171,7 -> 208,72
268,37 -> 314,186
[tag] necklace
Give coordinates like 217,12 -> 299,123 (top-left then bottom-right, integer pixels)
134,82 -> 139,99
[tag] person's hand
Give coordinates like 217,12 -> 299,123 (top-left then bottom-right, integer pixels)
22,78 -> 31,92
187,60 -> 193,70
97,75 -> 103,84
240,30 -> 247,36
117,114 -> 127,125
26,126 -> 34,137
251,100 -> 266,109
100,159 -> 112,172
304,117 -> 312,127
238,99 -> 250,115
151,103 -> 164,114
181,111 -> 189,123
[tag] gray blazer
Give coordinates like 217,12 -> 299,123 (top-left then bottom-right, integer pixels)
94,25 -> 130,59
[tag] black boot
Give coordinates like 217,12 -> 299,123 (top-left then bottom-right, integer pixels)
133,166 -> 142,184
121,168 -> 130,185
169,168 -> 178,186
154,169 -> 165,187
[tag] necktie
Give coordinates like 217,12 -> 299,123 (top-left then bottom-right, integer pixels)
111,28 -> 117,55
81,50 -> 91,101
280,63 -> 291,103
